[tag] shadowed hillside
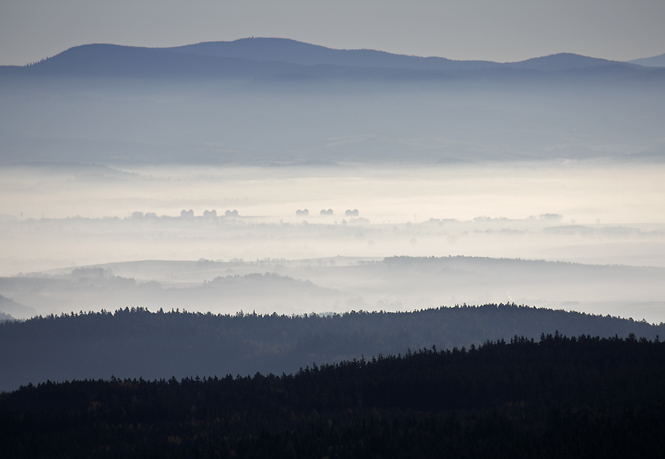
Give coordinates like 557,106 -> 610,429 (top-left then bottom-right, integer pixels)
1,304 -> 662,392
2,334 -> 664,458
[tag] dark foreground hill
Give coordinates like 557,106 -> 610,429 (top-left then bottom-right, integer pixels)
1,335 -> 664,458
1,304 -> 662,392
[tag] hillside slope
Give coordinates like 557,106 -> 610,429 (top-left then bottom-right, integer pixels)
1,304 -> 662,392
2,335 -> 664,458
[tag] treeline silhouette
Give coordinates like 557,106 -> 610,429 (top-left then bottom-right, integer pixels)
1,304 -> 662,392
1,334 -> 664,458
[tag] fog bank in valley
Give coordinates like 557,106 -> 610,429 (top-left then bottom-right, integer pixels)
1,162 -> 664,272
1,42 -> 664,324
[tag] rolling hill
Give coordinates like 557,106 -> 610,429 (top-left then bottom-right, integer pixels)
0,38 -> 651,81
1,304 -> 662,393
2,334 -> 664,458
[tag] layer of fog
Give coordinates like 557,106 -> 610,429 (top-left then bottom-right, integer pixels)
0,161 -> 663,323
2,256 -> 664,324
1,77 -> 664,166
1,162 -> 664,271
1,72 -> 664,324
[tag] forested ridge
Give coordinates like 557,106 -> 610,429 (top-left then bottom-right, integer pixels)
2,334 -> 664,458
1,304 -> 662,392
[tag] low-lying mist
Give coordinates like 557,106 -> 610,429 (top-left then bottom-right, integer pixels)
1,162 -> 663,271
0,162 -> 663,323
3,256 -> 664,323
1,65 -> 664,325
1,76 -> 664,166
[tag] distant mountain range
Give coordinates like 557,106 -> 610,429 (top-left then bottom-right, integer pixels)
1,38 -> 662,165
629,52 -> 665,67
168,38 -> 622,71
1,38 -> 662,80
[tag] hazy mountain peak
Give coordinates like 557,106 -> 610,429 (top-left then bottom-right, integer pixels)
0,295 -> 36,320
167,37 -> 471,70
167,39 -> 625,72
15,42 -> 288,78
504,52 -> 627,71
2,38 -> 647,78
629,52 -> 665,68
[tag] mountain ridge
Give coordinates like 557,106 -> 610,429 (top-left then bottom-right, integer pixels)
629,52 -> 665,67
0,38 -> 649,81
167,37 -> 501,71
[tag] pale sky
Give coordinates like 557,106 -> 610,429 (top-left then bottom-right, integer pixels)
1,0 -> 664,65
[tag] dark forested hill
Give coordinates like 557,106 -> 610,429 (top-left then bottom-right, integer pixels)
1,335 -> 664,458
1,304 -> 662,392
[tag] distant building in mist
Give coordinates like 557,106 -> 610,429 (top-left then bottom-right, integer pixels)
203,210 -> 217,218
181,209 -> 194,218
345,209 -> 359,217
144,212 -> 157,218
320,209 -> 333,215
539,213 -> 563,221
296,209 -> 309,216
131,211 -> 144,219
225,210 -> 239,217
